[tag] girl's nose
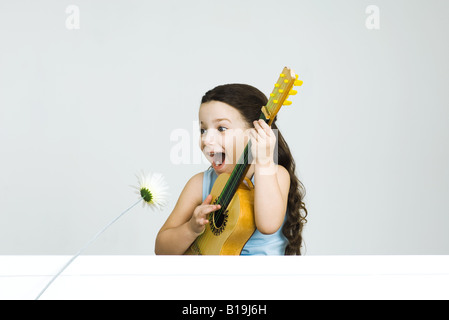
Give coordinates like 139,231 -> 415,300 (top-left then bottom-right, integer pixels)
202,130 -> 217,145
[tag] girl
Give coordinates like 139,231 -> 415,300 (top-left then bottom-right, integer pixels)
155,84 -> 307,255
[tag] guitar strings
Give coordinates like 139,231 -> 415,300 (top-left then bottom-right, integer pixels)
196,161 -> 244,250
195,153 -> 245,250
211,140 -> 251,224
195,142 -> 252,251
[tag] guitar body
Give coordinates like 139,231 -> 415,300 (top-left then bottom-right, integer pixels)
184,173 -> 256,255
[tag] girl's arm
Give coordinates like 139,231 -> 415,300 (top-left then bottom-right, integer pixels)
250,120 -> 290,234
155,173 -> 220,255
253,162 -> 290,234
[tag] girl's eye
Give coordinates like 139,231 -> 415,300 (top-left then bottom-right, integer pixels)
200,127 -> 226,134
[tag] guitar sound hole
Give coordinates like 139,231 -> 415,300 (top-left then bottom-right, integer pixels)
210,208 -> 228,236
213,209 -> 225,227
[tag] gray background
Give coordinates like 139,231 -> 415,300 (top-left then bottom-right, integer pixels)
1,0 -> 448,255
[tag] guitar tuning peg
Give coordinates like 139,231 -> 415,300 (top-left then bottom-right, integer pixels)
270,93 -> 275,97
294,80 -> 303,86
295,74 -> 299,79
280,73 -> 285,78
283,100 -> 292,106
288,89 -> 297,95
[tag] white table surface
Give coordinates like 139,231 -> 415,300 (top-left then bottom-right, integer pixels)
1,255 -> 448,300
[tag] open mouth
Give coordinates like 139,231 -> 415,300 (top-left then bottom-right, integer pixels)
209,152 -> 226,170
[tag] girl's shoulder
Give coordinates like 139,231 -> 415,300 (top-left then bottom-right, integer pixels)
277,164 -> 289,176
186,171 -> 204,188
158,172 -> 204,232
267,164 -> 289,181
171,172 -> 204,213
181,171 -> 205,204
182,171 -> 204,194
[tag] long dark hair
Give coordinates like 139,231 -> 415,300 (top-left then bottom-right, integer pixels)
200,83 -> 308,255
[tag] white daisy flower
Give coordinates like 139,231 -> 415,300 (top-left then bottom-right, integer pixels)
35,171 -> 170,299
133,171 -> 169,211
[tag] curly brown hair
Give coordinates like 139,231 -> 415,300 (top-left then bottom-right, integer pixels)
201,83 -> 308,255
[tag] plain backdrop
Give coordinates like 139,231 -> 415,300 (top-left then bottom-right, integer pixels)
1,0 -> 448,255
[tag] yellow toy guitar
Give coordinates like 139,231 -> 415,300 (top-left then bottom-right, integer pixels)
184,67 -> 303,255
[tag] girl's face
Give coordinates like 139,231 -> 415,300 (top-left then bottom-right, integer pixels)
199,101 -> 251,175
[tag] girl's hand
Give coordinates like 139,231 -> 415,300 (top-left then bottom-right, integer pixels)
250,119 -> 277,166
189,194 -> 220,236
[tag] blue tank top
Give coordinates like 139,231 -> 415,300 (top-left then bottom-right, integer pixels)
202,167 -> 288,255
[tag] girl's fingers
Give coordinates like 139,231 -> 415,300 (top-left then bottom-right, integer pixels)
203,195 -> 221,210
249,128 -> 259,142
203,204 -> 220,214
258,119 -> 270,128
259,119 -> 272,134
254,120 -> 271,136
198,203 -> 220,225
198,203 -> 220,219
253,121 -> 267,138
202,194 -> 213,205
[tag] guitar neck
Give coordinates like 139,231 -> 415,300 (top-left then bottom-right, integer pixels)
216,112 -> 268,210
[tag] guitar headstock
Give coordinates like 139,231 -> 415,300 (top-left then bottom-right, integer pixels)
261,66 -> 303,126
